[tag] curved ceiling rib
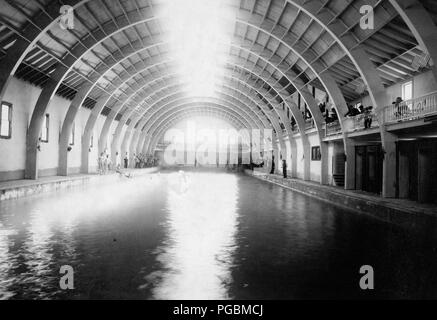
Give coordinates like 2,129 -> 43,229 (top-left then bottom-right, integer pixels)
1,0 -> 433,106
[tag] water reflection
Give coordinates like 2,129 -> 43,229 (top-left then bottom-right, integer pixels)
0,172 -> 436,299
0,221 -> 16,299
147,172 -> 239,299
0,177 -> 164,299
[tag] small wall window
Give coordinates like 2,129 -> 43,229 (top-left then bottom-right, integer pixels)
69,123 -> 75,146
0,102 -> 12,139
90,135 -> 94,148
402,81 -> 413,101
311,146 -> 321,161
40,114 -> 49,143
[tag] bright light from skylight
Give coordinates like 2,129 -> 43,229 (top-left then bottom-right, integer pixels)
160,0 -> 234,97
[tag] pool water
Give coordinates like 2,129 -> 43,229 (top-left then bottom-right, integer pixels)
0,171 -> 436,299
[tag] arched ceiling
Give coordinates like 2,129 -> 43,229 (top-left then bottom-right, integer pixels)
0,0 -> 435,136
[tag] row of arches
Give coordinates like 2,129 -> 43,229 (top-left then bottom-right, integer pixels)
0,0 -> 436,197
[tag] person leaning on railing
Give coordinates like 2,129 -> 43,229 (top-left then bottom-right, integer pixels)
363,106 -> 373,129
344,104 -> 361,117
392,97 -> 403,118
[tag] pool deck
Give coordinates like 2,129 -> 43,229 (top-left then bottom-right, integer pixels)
245,169 -> 437,231
0,167 -> 159,201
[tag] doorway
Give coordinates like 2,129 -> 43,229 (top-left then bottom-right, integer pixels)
355,145 -> 383,194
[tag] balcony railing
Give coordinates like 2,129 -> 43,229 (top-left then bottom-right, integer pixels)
352,113 -> 379,131
382,91 -> 437,124
305,118 -> 315,131
325,120 -> 342,136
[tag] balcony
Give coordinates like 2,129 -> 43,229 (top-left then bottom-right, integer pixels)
382,91 -> 437,124
352,113 -> 380,131
324,120 -> 342,137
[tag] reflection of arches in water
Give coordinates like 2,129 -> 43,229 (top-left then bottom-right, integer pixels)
148,173 -> 239,299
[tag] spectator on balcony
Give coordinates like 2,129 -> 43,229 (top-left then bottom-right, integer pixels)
345,104 -> 362,117
364,106 -> 373,129
326,106 -> 338,123
319,102 -> 326,114
393,97 -> 403,117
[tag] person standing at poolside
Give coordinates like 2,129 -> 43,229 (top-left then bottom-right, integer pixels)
124,152 -> 129,169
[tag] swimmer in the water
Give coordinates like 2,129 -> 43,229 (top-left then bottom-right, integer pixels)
116,167 -> 132,178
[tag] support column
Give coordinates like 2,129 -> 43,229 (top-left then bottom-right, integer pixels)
129,128 -> 141,166
119,127 -> 133,168
344,137 -> 356,190
302,138 -> 311,181
25,83 -> 60,180
320,141 -> 329,185
59,96 -> 87,176
142,134 -> 151,154
136,131 -> 147,155
99,110 -> 117,155
381,131 -> 397,198
273,141 -> 279,175
290,141 -> 297,178
81,97 -> 108,174
111,113 -> 130,166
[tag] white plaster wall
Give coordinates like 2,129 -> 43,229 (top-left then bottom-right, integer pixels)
0,77 -> 118,181
1,79 -> 41,174
88,115 -> 107,171
294,136 -> 304,179
38,95 -> 69,174
284,138 -> 292,170
327,142 -> 335,185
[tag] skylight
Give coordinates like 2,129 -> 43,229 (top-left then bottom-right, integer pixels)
160,0 -> 234,98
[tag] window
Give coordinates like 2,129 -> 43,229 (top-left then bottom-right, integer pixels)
69,123 -> 75,146
0,102 -> 12,139
311,146 -> 321,161
90,135 -> 94,148
402,81 -> 413,101
40,114 -> 49,143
